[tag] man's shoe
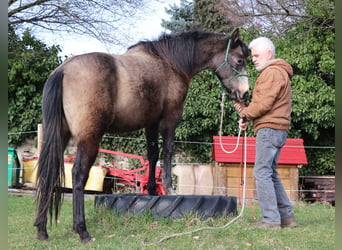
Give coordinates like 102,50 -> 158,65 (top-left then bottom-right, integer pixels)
252,221 -> 281,229
281,215 -> 297,228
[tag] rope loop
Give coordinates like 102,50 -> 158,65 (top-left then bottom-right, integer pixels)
219,92 -> 243,154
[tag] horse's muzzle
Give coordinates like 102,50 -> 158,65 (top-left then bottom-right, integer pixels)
230,90 -> 249,102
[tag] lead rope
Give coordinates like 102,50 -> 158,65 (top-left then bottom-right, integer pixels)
142,93 -> 248,246
219,93 -> 242,153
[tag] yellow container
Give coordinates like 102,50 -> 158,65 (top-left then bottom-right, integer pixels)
22,158 -> 38,184
23,159 -> 108,192
63,163 -> 74,189
63,164 -> 108,192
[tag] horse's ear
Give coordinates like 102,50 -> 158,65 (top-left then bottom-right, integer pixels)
231,28 -> 240,44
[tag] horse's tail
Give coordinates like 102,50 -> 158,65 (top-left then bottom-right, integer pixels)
34,68 -> 65,226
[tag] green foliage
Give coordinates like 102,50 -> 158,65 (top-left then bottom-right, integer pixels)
175,70 -> 245,163
161,0 -> 195,32
274,11 -> 335,175
194,0 -> 231,32
302,148 -> 335,176
8,27 -> 62,146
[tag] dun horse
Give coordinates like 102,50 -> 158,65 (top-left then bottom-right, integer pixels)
35,29 -> 249,242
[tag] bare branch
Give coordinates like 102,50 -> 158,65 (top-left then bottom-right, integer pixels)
8,0 -> 50,17
277,0 -> 290,14
8,0 -> 17,7
227,0 -> 334,35
8,0 -> 163,47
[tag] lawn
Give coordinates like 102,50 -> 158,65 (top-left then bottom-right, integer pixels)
8,193 -> 334,249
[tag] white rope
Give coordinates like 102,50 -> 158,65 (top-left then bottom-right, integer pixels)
219,93 -> 242,154
143,93 -> 248,246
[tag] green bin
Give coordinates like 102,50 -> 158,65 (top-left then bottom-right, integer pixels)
8,147 -> 20,187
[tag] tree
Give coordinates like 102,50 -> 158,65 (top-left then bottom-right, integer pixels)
276,0 -> 335,175
8,26 -> 62,145
194,0 -> 244,33
230,0 -> 334,35
8,0 -> 161,47
161,0 -> 195,33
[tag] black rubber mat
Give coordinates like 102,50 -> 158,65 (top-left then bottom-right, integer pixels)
94,194 -> 237,219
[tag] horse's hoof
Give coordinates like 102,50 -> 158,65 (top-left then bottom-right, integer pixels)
81,236 -> 96,243
37,233 -> 48,241
167,188 -> 177,195
147,189 -> 158,195
37,236 -> 48,241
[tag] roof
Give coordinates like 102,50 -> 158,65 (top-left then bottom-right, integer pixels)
212,136 -> 308,165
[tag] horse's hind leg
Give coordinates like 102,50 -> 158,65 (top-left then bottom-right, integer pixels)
35,208 -> 48,241
72,139 -> 100,242
160,124 -> 177,195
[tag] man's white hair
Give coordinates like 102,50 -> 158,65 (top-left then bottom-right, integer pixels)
248,37 -> 276,56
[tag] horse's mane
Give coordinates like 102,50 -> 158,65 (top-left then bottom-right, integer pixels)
129,31 -> 223,79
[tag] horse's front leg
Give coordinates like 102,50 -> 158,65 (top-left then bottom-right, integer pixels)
145,126 -> 159,195
72,142 -> 98,242
161,127 -> 177,195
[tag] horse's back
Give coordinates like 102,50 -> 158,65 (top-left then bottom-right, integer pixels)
61,53 -> 118,137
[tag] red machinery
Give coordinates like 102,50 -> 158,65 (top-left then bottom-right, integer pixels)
64,148 -> 166,195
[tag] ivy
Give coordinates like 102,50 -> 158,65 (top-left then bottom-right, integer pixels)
276,18 -> 335,175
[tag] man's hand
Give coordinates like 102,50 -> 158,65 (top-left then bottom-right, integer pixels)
235,102 -> 248,130
234,102 -> 246,113
238,117 -> 248,131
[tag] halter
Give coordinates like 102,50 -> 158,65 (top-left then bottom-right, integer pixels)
215,39 -> 248,91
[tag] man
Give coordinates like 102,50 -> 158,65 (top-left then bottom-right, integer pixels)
235,37 -> 297,229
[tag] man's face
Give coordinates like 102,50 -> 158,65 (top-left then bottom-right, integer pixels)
251,46 -> 273,71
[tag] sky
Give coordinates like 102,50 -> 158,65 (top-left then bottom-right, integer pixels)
41,1 -> 181,57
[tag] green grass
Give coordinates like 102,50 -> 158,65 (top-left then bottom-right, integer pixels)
8,193 -> 334,249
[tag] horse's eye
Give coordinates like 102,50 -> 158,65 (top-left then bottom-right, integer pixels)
237,59 -> 244,65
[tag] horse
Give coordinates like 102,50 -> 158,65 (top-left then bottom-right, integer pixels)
34,28 -> 249,242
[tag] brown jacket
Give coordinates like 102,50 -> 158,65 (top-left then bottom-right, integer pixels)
241,58 -> 293,134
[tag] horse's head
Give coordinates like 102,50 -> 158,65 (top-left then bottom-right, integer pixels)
214,29 -> 249,102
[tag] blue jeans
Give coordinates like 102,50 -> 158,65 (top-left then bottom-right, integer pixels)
254,128 -> 294,224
